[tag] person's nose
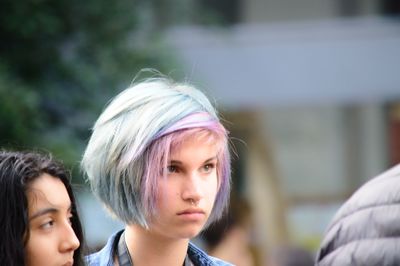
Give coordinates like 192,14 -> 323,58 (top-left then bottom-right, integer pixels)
181,171 -> 204,203
59,221 -> 80,253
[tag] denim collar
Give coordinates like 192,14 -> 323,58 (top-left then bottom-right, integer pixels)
85,229 -> 232,266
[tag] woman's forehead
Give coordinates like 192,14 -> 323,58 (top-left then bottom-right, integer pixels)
26,174 -> 71,215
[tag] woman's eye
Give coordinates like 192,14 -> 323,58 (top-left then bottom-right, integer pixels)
68,215 -> 74,225
167,165 -> 178,173
203,163 -> 215,172
40,220 -> 55,229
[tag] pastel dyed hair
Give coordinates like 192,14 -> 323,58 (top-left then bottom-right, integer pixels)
81,78 -> 231,228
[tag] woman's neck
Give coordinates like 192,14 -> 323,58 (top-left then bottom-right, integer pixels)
124,225 -> 190,266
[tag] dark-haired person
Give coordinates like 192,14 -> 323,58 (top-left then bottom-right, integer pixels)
0,150 -> 85,266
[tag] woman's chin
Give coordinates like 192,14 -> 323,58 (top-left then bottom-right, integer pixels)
174,226 -> 204,239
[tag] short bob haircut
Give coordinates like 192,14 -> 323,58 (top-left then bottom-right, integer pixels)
0,150 -> 85,266
81,78 -> 231,228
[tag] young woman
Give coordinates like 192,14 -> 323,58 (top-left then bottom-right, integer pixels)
0,150 -> 85,266
81,77 -> 232,265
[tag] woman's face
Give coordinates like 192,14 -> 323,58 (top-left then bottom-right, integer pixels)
149,136 -> 219,240
25,173 -> 80,266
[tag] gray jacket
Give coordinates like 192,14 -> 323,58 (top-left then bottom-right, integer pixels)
316,164 -> 400,266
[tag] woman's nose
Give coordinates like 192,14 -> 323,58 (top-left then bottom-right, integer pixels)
59,222 -> 80,252
181,173 -> 203,202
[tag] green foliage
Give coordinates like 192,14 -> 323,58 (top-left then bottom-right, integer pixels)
0,64 -> 42,147
0,0 -> 138,81
0,0 -> 175,182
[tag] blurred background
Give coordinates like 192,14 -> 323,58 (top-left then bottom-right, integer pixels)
1,0 -> 400,265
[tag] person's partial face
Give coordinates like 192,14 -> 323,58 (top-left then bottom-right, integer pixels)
150,136 -> 219,240
25,173 -> 80,266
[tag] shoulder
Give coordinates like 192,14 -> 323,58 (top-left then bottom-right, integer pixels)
316,164 -> 400,266
188,242 -> 234,266
85,230 -> 124,266
330,164 -> 400,224
208,256 -> 234,266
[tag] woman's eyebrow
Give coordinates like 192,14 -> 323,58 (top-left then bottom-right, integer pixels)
169,156 -> 217,165
29,205 -> 72,221
203,157 -> 217,163
29,208 -> 58,221
169,160 -> 183,165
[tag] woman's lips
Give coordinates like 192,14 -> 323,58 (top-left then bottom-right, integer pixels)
177,208 -> 205,221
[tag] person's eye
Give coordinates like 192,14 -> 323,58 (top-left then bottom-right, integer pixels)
40,220 -> 55,229
202,163 -> 215,173
68,214 -> 74,225
167,165 -> 179,173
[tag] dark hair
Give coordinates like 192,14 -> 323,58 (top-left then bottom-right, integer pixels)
0,150 -> 85,266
